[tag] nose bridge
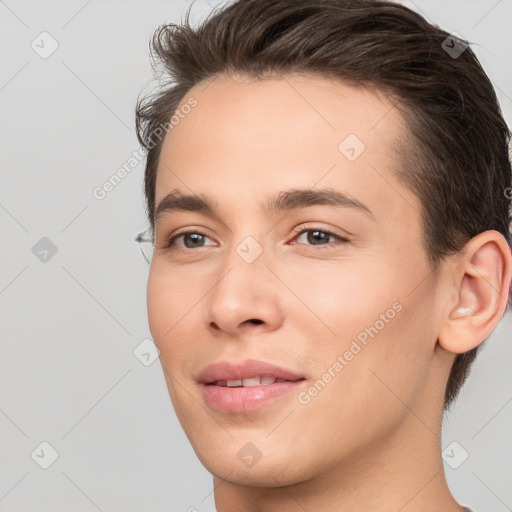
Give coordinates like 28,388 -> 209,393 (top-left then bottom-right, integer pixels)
219,217 -> 270,275
206,232 -> 283,334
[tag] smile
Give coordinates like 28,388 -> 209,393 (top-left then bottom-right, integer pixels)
197,359 -> 307,413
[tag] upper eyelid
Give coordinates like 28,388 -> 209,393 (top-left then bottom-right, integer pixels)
291,223 -> 350,239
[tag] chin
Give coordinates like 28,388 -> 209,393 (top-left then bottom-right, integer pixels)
208,460 -> 307,488
190,439 -> 316,488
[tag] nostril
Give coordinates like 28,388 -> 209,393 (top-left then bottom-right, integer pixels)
249,319 -> 263,325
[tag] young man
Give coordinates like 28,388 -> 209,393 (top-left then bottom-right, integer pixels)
135,0 -> 511,510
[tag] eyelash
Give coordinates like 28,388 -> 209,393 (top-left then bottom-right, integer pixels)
163,225 -> 350,252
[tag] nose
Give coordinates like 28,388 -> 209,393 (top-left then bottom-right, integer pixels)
206,249 -> 285,338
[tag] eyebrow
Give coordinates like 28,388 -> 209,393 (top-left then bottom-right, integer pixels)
154,188 -> 374,221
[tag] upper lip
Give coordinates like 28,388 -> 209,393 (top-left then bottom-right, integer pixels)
198,359 -> 305,384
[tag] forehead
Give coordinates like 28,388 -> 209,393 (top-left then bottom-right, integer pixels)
171,72 -> 404,140
155,73 -> 411,215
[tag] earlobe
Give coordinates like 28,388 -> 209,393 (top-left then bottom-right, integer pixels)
438,230 -> 512,354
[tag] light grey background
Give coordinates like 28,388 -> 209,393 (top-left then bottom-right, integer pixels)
0,0 -> 510,511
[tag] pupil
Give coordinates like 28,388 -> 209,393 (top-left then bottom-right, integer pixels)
185,233 -> 204,248
308,230 -> 329,244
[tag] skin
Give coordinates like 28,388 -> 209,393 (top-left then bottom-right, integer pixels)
146,73 -> 512,512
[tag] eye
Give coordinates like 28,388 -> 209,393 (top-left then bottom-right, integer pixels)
161,225 -> 350,252
290,226 -> 350,249
163,230 -> 216,250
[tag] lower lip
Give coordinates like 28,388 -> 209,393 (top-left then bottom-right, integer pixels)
200,380 -> 307,413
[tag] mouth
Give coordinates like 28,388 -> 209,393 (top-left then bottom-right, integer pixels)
198,358 -> 305,384
206,376 -> 304,387
197,359 -> 307,413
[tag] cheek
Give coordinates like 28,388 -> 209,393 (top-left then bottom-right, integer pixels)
319,284 -> 435,423
285,261 -> 393,341
295,300 -> 433,461
147,270 -> 172,343
293,255 -> 435,403
146,266 -> 203,363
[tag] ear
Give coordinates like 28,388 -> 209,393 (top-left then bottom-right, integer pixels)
438,230 -> 512,354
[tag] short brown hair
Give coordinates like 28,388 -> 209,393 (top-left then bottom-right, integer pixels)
135,0 -> 512,410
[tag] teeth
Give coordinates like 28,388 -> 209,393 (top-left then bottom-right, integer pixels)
242,377 -> 261,387
213,376 -> 280,387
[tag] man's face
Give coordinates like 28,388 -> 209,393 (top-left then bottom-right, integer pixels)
147,74 -> 446,485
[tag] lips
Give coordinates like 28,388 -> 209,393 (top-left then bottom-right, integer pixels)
197,359 -> 307,413
198,359 -> 305,385
212,376 -> 291,387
